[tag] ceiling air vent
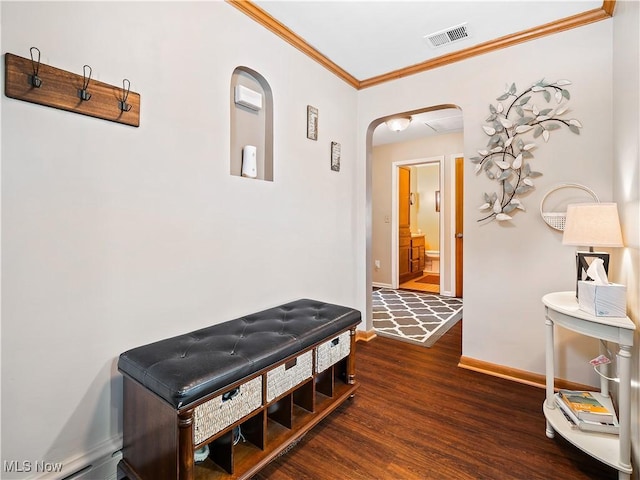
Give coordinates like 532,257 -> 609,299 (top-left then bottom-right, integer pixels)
424,23 -> 470,48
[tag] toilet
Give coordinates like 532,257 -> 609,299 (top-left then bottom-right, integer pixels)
425,250 -> 440,274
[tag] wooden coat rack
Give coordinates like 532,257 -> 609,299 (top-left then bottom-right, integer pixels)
5,51 -> 140,127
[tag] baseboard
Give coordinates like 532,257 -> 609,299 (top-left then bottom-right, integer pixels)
30,435 -> 123,480
458,356 -> 596,391
372,282 -> 392,289
356,329 -> 377,342
60,451 -> 122,480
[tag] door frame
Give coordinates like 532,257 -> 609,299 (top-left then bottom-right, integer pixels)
390,156 -> 444,290
454,155 -> 464,297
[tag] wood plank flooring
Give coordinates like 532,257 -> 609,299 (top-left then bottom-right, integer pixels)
398,277 -> 439,293
253,321 -> 617,479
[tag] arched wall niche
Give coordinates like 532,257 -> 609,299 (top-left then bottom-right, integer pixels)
230,66 -> 274,181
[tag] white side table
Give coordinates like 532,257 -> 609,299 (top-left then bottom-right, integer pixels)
543,291 -> 635,479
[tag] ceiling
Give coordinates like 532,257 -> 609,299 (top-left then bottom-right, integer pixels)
237,1 -> 610,145
253,1 -> 603,81
374,107 -> 464,146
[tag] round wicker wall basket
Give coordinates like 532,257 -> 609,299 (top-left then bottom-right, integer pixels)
539,183 -> 599,231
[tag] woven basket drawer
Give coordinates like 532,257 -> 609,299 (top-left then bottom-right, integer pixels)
193,376 -> 262,445
266,350 -> 313,403
316,331 -> 351,374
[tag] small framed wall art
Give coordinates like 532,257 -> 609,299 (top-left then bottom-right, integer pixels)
307,105 -> 318,140
331,141 -> 341,172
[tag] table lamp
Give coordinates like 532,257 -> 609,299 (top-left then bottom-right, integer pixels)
562,203 -> 624,296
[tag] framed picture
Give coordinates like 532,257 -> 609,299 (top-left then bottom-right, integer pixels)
331,141 -> 341,172
307,105 -> 318,140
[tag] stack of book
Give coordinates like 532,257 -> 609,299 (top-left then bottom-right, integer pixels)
554,389 -> 619,435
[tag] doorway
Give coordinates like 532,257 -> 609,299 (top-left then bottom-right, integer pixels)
368,105 -> 464,335
392,158 -> 443,294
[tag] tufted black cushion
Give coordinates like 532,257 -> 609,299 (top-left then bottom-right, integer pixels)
118,299 -> 361,409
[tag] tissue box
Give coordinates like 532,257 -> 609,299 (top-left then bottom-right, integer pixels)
578,281 -> 627,317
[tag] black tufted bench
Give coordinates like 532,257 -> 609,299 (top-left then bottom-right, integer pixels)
117,298 -> 361,480
118,298 -> 360,409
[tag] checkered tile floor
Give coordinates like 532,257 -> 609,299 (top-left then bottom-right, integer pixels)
372,288 -> 463,347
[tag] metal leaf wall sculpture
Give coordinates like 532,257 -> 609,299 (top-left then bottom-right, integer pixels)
471,79 -> 582,223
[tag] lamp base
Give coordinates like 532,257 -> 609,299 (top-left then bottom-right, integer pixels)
575,251 -> 610,298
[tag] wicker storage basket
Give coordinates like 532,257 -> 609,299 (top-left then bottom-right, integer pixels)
539,183 -> 598,231
193,376 -> 262,445
316,331 -> 351,374
266,350 -> 313,403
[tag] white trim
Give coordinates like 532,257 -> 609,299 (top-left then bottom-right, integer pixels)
391,156 -> 444,290
372,281 -> 393,289
27,435 -> 122,480
439,157 -> 446,294
450,153 -> 464,297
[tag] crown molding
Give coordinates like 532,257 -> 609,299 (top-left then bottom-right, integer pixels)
602,0 -> 616,16
359,3 -> 615,89
228,1 -> 615,90
227,0 -> 360,88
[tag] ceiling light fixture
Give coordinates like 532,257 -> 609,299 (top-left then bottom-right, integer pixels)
385,116 -> 412,132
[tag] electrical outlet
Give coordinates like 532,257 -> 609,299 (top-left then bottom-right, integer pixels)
375,260 -> 381,269
384,215 -> 390,223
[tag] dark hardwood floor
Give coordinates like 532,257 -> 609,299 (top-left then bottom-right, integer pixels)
253,321 -> 618,480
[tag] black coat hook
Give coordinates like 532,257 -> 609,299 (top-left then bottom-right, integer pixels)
119,78 -> 132,112
29,47 -> 42,88
78,64 -> 92,101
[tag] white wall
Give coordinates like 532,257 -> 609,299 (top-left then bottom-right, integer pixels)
611,1 -> 640,475
1,2 -> 358,478
359,20 -> 614,385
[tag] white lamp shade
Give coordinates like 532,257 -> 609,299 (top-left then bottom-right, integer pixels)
385,117 -> 411,132
562,203 -> 624,247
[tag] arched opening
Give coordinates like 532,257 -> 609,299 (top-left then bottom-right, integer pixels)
365,105 -> 464,334
230,66 -> 274,181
